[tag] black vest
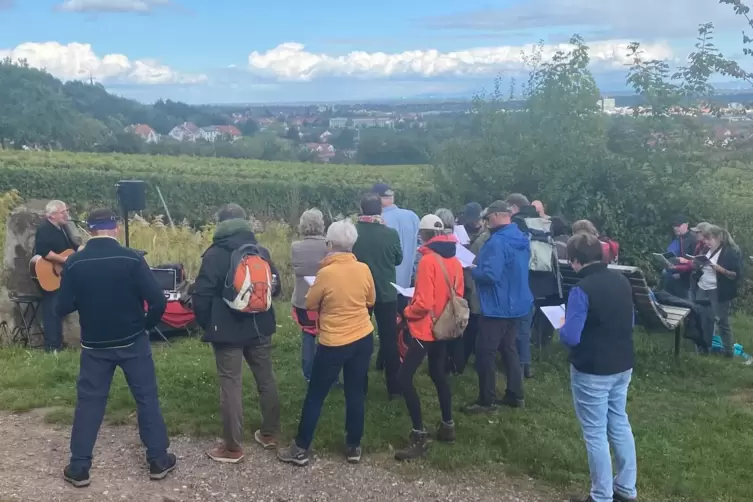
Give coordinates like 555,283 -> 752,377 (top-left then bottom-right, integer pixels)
569,263 -> 635,375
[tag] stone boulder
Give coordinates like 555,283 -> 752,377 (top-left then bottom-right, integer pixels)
0,200 -> 81,347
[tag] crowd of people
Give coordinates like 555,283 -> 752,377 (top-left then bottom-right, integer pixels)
35,186 -> 743,502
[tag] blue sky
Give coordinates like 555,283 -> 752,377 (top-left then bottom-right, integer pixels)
0,0 -> 749,103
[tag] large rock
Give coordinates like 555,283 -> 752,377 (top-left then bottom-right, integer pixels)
0,200 -> 81,347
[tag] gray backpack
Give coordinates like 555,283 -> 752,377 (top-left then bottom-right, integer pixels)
523,217 -> 555,273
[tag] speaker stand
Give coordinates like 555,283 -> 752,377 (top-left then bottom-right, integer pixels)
122,206 -> 131,248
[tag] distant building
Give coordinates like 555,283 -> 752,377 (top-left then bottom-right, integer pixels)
328,117 -> 394,129
597,98 -> 616,111
319,130 -> 333,142
125,124 -> 159,144
729,102 -> 744,110
199,125 -> 243,142
169,122 -> 200,142
306,142 -> 336,162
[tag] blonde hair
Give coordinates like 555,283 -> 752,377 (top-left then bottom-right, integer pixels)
572,219 -> 599,237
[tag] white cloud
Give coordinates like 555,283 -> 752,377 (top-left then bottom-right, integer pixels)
56,0 -> 172,14
0,42 -> 207,85
248,40 -> 674,81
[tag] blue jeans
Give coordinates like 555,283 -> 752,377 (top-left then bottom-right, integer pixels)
301,332 -> 317,382
41,290 -> 63,351
295,334 -> 373,450
570,366 -> 638,502
516,306 -> 534,365
70,335 -> 170,470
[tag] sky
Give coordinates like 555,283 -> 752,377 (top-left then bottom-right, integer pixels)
0,0 -> 749,104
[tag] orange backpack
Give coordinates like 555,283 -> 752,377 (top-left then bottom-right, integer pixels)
222,244 -> 273,314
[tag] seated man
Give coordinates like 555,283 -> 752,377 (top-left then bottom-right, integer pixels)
662,216 -> 698,299
56,208 -> 175,487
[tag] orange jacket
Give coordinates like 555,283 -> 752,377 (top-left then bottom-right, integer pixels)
404,236 -> 465,342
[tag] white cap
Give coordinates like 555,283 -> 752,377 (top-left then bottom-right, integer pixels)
419,214 -> 444,231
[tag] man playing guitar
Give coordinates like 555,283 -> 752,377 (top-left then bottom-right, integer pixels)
33,200 -> 80,352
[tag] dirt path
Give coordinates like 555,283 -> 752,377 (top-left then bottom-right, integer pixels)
0,411 -> 558,502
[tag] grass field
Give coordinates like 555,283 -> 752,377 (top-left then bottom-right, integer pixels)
0,307 -> 752,502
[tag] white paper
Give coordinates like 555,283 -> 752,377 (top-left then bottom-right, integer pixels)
304,276 -> 316,286
455,244 -> 476,268
453,225 -> 470,245
541,305 -> 566,329
390,282 -> 415,298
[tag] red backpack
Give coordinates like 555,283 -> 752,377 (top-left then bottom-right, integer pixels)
222,244 -> 273,314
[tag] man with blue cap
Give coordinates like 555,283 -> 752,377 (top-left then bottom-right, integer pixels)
56,208 -> 175,488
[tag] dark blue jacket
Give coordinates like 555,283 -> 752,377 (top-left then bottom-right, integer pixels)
56,237 -> 166,349
471,223 -> 533,319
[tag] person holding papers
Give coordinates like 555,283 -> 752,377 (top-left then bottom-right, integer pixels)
353,193 -> 404,399
464,200 -> 532,413
395,214 -> 464,461
559,233 -> 637,502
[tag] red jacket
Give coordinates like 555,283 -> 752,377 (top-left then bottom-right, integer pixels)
405,236 -> 465,342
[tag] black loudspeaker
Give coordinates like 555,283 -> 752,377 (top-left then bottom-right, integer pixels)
116,180 -> 146,212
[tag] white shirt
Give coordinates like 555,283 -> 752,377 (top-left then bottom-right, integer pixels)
697,249 -> 721,291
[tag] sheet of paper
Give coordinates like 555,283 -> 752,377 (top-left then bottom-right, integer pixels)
453,225 -> 470,245
304,276 -> 316,286
455,243 -> 476,268
540,305 -> 566,329
390,282 -> 415,298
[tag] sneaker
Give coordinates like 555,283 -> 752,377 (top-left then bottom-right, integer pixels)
461,402 -> 498,415
394,430 -> 429,461
495,393 -> 525,409
206,444 -> 244,464
613,492 -> 637,502
570,497 -> 596,502
63,464 -> 90,488
436,421 -> 456,443
149,453 -> 177,480
346,445 -> 362,464
254,430 -> 278,451
277,441 -> 310,467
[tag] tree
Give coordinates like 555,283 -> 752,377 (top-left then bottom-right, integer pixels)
330,129 -> 356,150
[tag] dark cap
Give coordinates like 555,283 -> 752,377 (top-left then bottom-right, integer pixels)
372,183 -> 394,197
458,202 -> 483,224
87,208 -> 118,230
672,215 -> 688,227
482,200 -> 512,219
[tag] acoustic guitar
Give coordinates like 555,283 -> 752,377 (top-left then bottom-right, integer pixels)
29,249 -> 75,292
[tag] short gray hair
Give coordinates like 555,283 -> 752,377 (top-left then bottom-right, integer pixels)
299,208 -> 325,236
216,203 -> 246,222
45,200 -> 66,216
326,219 -> 358,252
435,208 -> 455,235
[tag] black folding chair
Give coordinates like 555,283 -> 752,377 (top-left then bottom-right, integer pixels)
9,294 -> 45,347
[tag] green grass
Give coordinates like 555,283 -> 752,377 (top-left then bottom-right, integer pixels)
1,306 -> 752,502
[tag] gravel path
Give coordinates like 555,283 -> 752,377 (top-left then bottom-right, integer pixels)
0,411 -> 558,502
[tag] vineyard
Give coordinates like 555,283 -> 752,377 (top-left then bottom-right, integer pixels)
0,151 -> 437,222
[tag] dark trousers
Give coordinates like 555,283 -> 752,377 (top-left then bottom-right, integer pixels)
41,290 -> 63,351
446,313 -> 479,375
373,302 -> 400,395
69,335 -> 169,470
296,334 -> 373,450
476,316 -> 524,405
399,336 -> 452,430
213,342 -> 281,449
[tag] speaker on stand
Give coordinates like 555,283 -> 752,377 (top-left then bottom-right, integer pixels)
116,180 -> 146,249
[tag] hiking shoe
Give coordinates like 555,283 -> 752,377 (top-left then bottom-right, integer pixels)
254,430 -> 278,450
436,421 -> 456,443
206,444 -> 244,464
346,445 -> 362,464
277,441 -> 310,466
495,393 -> 525,409
395,430 -> 429,461
149,453 -> 177,480
461,402 -> 498,415
63,464 -> 90,488
613,492 -> 637,502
